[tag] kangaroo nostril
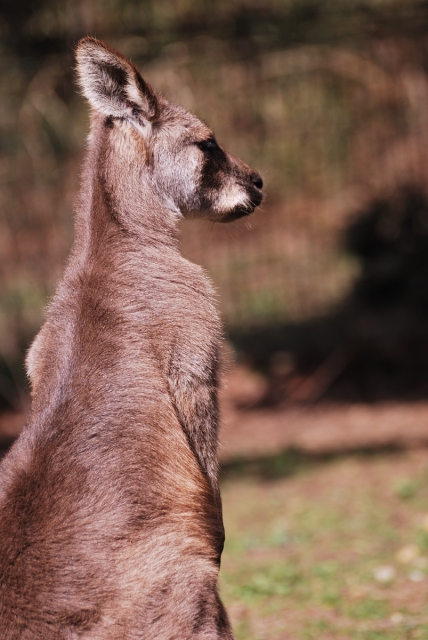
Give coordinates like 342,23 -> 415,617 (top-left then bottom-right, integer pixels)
251,174 -> 263,190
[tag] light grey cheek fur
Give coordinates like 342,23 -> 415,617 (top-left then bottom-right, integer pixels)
156,147 -> 250,218
151,138 -> 204,215
0,36 -> 262,640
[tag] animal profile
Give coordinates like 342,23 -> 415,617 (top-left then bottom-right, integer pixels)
0,37 -> 263,639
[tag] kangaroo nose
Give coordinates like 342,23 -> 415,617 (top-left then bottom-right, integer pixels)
251,173 -> 263,190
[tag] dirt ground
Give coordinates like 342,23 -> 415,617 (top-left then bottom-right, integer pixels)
219,364 -> 428,460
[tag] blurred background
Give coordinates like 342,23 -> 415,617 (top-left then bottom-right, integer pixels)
3,1 -> 428,638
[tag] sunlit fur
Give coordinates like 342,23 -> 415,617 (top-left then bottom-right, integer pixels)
0,38 -> 263,639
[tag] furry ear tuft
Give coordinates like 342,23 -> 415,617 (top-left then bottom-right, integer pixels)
76,37 -> 158,121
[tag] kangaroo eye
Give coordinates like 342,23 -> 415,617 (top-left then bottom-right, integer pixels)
196,139 -> 218,152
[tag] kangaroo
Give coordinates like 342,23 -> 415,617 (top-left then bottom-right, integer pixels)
0,38 -> 263,639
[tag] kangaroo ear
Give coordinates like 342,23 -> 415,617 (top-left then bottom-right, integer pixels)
76,37 -> 158,121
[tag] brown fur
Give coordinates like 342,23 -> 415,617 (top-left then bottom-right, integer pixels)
0,38 -> 263,639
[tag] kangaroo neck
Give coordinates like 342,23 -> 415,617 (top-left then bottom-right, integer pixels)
74,128 -> 180,270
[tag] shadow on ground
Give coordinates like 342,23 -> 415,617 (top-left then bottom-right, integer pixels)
229,185 -> 428,405
221,442 -> 418,482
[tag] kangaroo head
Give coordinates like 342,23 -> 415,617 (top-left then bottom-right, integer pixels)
76,37 -> 263,226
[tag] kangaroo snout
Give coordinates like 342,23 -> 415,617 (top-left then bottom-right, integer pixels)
247,170 -> 264,209
251,172 -> 263,190
212,154 -> 264,223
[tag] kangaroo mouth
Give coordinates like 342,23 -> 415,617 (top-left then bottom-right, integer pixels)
220,188 -> 263,223
220,206 -> 256,223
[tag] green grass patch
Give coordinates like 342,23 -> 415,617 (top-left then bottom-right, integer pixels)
220,449 -> 428,639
